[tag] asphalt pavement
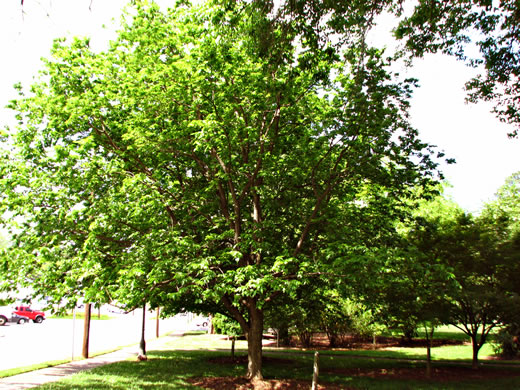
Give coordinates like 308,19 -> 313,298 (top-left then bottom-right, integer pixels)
0,331 -> 184,389
0,311 -> 199,372
0,311 -> 206,389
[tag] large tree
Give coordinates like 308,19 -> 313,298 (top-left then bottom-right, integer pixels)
0,1 -> 439,379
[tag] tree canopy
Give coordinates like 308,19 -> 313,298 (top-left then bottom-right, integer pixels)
0,0 -> 444,379
271,0 -> 520,136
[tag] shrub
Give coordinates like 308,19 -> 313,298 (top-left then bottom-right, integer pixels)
212,314 -> 243,337
342,299 -> 386,339
493,324 -> 520,358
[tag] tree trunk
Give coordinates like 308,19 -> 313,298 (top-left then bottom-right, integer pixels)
426,343 -> 432,377
424,325 -> 434,378
246,305 -> 264,380
471,336 -> 480,370
209,314 -> 214,334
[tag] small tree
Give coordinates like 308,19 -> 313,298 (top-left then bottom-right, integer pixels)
401,195 -> 520,370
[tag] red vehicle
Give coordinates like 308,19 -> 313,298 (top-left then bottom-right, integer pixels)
13,305 -> 45,323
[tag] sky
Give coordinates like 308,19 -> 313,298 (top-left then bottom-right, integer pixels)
0,0 -> 518,214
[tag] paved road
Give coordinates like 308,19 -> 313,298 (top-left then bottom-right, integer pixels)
0,311 -> 203,372
0,332 -> 186,390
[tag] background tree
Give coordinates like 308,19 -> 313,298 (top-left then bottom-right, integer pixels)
479,171 -> 520,358
0,1 -> 439,380
407,198 -> 517,369
394,197 -> 461,376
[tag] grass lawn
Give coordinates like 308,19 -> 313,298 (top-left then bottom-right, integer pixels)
384,325 -> 491,343
32,333 -> 520,390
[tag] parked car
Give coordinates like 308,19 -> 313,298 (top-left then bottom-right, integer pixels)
9,313 -> 30,324
195,316 -> 210,328
13,305 -> 46,323
0,308 -> 30,325
0,309 -> 9,326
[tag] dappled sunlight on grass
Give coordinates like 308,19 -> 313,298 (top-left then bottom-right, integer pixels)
382,342 -> 496,361
159,333 -> 249,351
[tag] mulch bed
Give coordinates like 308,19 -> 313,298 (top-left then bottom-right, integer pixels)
186,334 -> 520,389
207,356 -> 295,366
187,377 -> 346,389
323,366 -> 520,381
289,333 -> 464,350
188,364 -> 520,389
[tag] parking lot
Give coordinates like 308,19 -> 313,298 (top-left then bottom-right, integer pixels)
0,311 -> 206,372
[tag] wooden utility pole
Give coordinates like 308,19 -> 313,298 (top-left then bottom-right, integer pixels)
82,303 -> 91,359
311,351 -> 320,390
139,304 -> 146,357
156,307 -> 160,338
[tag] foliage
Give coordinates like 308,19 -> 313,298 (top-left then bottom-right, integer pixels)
493,324 -> 520,359
265,291 -> 384,347
263,286 -> 352,348
403,194 -> 519,368
364,185 -> 520,372
392,0 -> 520,137
364,196 -> 457,343
481,171 -> 520,359
341,298 -> 384,339
241,0 -> 520,136
0,231 -> 8,250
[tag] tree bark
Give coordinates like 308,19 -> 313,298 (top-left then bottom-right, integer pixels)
246,305 -> 264,380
